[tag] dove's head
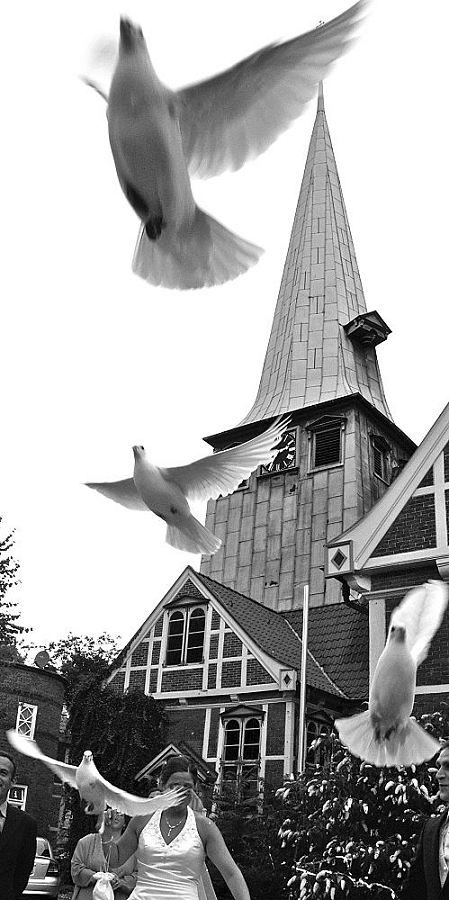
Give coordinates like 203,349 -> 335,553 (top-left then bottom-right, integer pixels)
132,445 -> 145,461
83,751 -> 94,764
119,18 -> 146,54
389,624 -> 406,644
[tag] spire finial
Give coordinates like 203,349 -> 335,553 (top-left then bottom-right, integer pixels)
317,81 -> 324,112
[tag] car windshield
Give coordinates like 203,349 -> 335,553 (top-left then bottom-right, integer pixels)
36,838 -> 51,857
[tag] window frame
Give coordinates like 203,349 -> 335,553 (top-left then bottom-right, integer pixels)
220,714 -> 262,799
7,784 -> 28,810
308,418 -> 346,472
165,606 -> 206,667
15,702 -> 38,740
371,435 -> 390,484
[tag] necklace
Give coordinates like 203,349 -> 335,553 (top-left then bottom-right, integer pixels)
163,811 -> 186,837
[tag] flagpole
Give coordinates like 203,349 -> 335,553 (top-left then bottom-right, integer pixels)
297,584 -> 309,773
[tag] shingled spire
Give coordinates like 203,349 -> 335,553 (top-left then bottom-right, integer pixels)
240,84 -> 392,426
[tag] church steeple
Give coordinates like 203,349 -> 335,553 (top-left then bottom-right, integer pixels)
200,86 -> 414,612
240,84 -> 392,426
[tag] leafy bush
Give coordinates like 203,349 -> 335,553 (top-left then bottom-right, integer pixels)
278,706 -> 449,899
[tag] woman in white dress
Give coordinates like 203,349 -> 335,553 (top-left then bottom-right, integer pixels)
102,756 -> 251,900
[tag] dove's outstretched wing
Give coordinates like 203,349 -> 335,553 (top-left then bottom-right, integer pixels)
165,416 -> 291,502
85,479 -> 148,510
7,731 -> 78,788
92,769 -> 186,817
390,580 -> 448,666
178,0 -> 366,179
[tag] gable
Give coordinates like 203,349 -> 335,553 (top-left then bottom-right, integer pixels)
326,403 -> 449,582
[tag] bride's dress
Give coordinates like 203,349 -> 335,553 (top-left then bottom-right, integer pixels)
129,806 -> 206,900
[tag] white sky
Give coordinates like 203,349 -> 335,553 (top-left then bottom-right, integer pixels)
1,0 -> 448,653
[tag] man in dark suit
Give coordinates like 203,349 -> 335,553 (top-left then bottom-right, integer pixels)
0,750 -> 37,900
402,741 -> 449,899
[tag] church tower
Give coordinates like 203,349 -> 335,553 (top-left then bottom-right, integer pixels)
200,86 -> 415,611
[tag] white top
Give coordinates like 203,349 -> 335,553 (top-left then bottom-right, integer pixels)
129,806 -> 205,900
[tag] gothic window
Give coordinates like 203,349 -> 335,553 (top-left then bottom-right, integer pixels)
165,607 -> 206,666
221,716 -> 262,799
15,702 -> 38,740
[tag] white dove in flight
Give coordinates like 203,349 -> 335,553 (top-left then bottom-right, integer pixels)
336,580 -> 448,767
7,731 -> 185,833
84,2 -> 366,290
85,416 -> 291,555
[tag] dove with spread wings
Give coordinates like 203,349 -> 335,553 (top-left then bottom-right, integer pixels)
7,731 -> 185,833
336,580 -> 448,767
85,416 -> 290,554
83,2 -> 366,289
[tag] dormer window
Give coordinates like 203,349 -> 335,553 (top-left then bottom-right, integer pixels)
165,607 -> 206,666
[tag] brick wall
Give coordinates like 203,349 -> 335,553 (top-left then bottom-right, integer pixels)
264,759 -> 284,788
372,495 -> 436,556
161,669 -> 203,692
266,703 -> 286,755
165,707 -> 206,757
385,594 -> 449,686
414,694 -> 449,716
0,662 -> 65,838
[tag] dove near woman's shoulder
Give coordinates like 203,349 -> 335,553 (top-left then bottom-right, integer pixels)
84,2 -> 367,290
7,731 -> 186,832
86,415 -> 291,555
336,580 -> 448,767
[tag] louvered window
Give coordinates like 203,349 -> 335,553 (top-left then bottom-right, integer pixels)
371,437 -> 389,482
313,425 -> 341,468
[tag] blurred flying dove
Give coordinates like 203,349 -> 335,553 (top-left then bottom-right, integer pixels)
85,415 -> 291,554
84,2 -> 366,290
336,581 -> 448,767
7,731 -> 185,832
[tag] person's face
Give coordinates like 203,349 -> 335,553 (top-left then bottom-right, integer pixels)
436,748 -> 449,803
161,770 -> 194,809
106,809 -> 126,830
0,756 -> 14,805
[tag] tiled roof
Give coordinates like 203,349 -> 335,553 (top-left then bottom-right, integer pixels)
282,604 -> 369,700
197,572 -> 345,698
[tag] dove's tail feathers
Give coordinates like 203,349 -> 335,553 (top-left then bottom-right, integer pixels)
132,206 -> 263,291
166,516 -> 222,555
335,713 -> 440,768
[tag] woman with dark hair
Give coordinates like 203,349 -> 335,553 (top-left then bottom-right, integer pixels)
71,809 -> 137,899
102,755 -> 251,900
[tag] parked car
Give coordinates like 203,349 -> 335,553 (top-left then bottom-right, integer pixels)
24,836 -> 61,897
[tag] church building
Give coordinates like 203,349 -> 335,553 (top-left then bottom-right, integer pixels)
106,85 -> 447,794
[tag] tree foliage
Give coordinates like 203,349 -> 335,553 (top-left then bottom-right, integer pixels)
278,706 -> 449,900
63,683 -> 168,869
0,517 -> 27,652
43,632 -> 119,709
209,783 -> 287,900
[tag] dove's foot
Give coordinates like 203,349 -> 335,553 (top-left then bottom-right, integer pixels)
145,215 -> 166,240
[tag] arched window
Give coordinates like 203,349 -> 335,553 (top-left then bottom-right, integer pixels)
166,611 -> 184,666
306,719 -> 331,767
165,607 -> 206,666
186,608 -> 206,663
221,715 -> 262,798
